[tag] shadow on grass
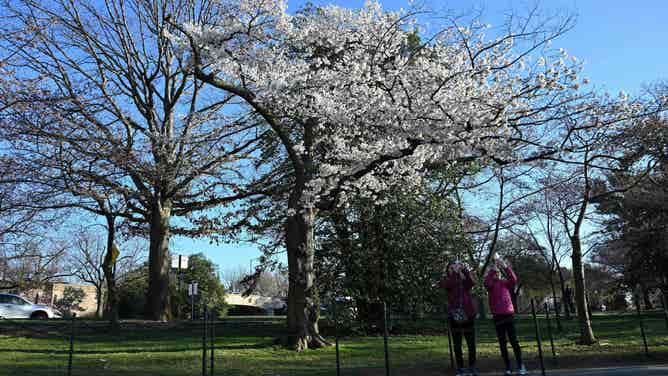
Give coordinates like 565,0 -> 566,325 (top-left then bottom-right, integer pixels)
0,340 -> 277,355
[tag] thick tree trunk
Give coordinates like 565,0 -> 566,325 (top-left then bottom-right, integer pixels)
570,235 -> 596,344
146,201 -> 172,321
285,195 -> 328,351
102,215 -> 120,331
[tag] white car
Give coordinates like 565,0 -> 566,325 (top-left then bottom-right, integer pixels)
0,293 -> 62,319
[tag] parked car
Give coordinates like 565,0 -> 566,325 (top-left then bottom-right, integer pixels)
0,293 -> 62,319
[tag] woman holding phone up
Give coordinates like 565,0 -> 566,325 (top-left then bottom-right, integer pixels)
440,261 -> 478,376
484,257 -> 527,376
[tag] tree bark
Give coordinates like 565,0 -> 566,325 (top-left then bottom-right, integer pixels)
102,214 -> 120,331
95,287 -> 103,318
570,235 -> 597,344
285,192 -> 328,351
640,283 -> 653,310
661,284 -> 668,330
146,201 -> 172,321
549,268 -> 563,331
556,264 -> 570,320
550,246 -> 571,319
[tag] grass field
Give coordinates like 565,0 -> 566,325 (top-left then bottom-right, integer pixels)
1,312 -> 667,375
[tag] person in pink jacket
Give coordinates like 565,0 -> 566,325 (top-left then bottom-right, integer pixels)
440,261 -> 478,376
484,257 -> 526,376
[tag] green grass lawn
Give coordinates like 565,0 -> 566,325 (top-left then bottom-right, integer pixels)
1,313 -> 667,375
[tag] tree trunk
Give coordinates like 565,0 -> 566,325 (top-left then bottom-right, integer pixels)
285,195 -> 328,351
551,248 -> 571,320
641,283 -> 653,310
146,201 -> 172,321
570,235 -> 596,344
477,297 -> 487,319
95,287 -> 103,318
661,285 -> 668,330
549,269 -> 563,331
102,215 -> 120,331
556,265 -> 571,320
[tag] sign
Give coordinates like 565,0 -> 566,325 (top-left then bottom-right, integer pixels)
110,243 -> 120,265
171,255 -> 189,269
188,282 -> 198,296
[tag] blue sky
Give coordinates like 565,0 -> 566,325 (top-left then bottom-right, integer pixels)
172,0 -> 668,274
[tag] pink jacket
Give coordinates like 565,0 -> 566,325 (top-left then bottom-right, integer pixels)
440,269 -> 476,319
484,266 -> 517,315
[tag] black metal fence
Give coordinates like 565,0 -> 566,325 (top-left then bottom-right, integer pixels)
1,296 -> 668,375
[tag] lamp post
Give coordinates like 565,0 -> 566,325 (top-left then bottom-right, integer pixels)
171,254 -> 189,319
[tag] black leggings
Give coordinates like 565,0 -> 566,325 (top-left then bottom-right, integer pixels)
449,319 -> 476,369
493,314 -> 523,370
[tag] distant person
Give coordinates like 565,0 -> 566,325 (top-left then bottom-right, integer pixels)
440,261 -> 478,376
564,285 -> 575,314
485,257 -> 527,376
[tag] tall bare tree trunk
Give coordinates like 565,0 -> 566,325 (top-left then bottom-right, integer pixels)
95,287 -> 103,318
640,283 -> 653,309
146,201 -> 172,321
570,235 -> 596,344
550,246 -> 571,319
102,214 -> 120,331
285,190 -> 328,351
548,268 -> 563,331
661,282 -> 668,330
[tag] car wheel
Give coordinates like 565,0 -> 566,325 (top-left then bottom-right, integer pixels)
30,311 -> 49,320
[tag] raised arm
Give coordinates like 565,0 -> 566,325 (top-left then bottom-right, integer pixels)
484,269 -> 497,290
503,265 -> 518,288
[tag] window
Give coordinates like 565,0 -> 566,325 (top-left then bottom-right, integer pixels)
10,296 -> 28,305
0,294 -> 11,304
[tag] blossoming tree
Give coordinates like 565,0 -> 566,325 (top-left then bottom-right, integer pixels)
172,0 -> 587,350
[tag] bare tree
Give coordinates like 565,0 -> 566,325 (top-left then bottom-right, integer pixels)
0,0 -> 267,321
0,237 -> 70,292
513,176 -> 574,322
546,97 -> 663,344
69,232 -> 106,317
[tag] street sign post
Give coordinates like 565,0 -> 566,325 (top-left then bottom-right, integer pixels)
188,282 -> 198,320
171,255 -> 189,270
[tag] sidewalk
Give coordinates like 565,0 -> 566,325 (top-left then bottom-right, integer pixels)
478,365 -> 668,375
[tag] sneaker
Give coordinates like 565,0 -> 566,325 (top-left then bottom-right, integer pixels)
517,365 -> 528,375
455,369 -> 467,376
468,367 -> 480,376
503,370 -> 513,376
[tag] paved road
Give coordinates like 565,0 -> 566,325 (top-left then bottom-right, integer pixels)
480,365 -> 668,376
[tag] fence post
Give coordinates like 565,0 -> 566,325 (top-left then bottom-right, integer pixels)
67,313 -> 76,376
382,300 -> 390,376
531,299 -> 546,376
635,295 -> 649,357
544,302 -> 557,363
202,307 -> 208,376
661,290 -> 668,331
332,297 -> 341,376
210,308 -> 215,376
444,303 -> 454,370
